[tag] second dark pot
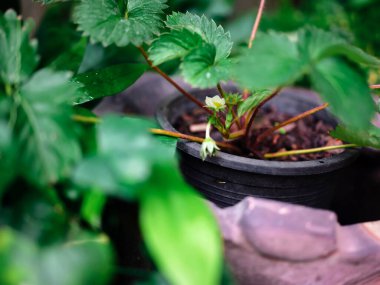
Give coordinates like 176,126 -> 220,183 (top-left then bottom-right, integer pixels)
156,87 -> 358,209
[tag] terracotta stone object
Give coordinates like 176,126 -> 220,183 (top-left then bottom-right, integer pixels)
212,198 -> 380,285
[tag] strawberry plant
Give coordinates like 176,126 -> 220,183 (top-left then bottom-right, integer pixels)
146,8 -> 380,159
71,0 -> 380,159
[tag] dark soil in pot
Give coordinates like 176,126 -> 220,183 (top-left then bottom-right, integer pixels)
156,87 -> 358,209
175,105 -> 342,161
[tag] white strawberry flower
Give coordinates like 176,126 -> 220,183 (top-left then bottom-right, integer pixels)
200,122 -> 220,161
200,137 -> 220,161
205,95 -> 226,111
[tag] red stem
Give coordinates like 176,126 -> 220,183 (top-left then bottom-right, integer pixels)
137,46 -> 212,114
150,128 -> 240,153
248,0 -> 266,48
241,0 -> 266,102
244,89 -> 281,143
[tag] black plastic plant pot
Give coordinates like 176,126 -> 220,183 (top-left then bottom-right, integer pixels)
156,87 -> 359,209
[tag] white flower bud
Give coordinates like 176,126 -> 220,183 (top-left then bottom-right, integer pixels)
200,121 -> 220,160
200,137 -> 220,161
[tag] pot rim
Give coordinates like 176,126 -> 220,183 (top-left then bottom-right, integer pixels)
156,88 -> 359,176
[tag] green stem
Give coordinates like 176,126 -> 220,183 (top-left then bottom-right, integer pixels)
264,144 -> 358,159
5,83 -> 12,96
228,129 -> 245,140
217,83 -> 241,129
46,187 -> 65,214
65,235 -> 109,247
217,83 -> 226,98
205,121 -> 212,138
244,88 -> 281,143
72,114 -> 101,124
230,107 -> 241,129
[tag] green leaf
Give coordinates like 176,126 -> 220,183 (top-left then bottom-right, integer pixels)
0,120 -> 17,196
73,0 -> 168,47
74,116 -> 173,200
298,27 -> 380,67
225,112 -> 233,129
81,191 -> 106,228
233,32 -> 304,90
165,12 -> 232,61
140,165 -> 222,285
77,43 -> 142,73
204,0 -> 235,18
237,89 -> 273,117
74,156 -> 131,198
40,233 -> 114,285
181,43 -> 230,88
149,29 -> 204,66
149,11 -> 233,68
298,26 -> 346,62
0,10 -> 39,85
15,69 -> 82,186
321,44 -> 380,67
0,228 -> 114,285
49,38 -> 87,73
35,2 -> 81,67
72,63 -> 147,104
74,108 -> 98,155
310,58 -> 375,129
149,12 -> 233,87
331,125 -> 380,149
3,187 -> 69,246
225,93 -> 242,106
153,135 -> 177,156
0,228 -> 39,285
349,0 -> 379,7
